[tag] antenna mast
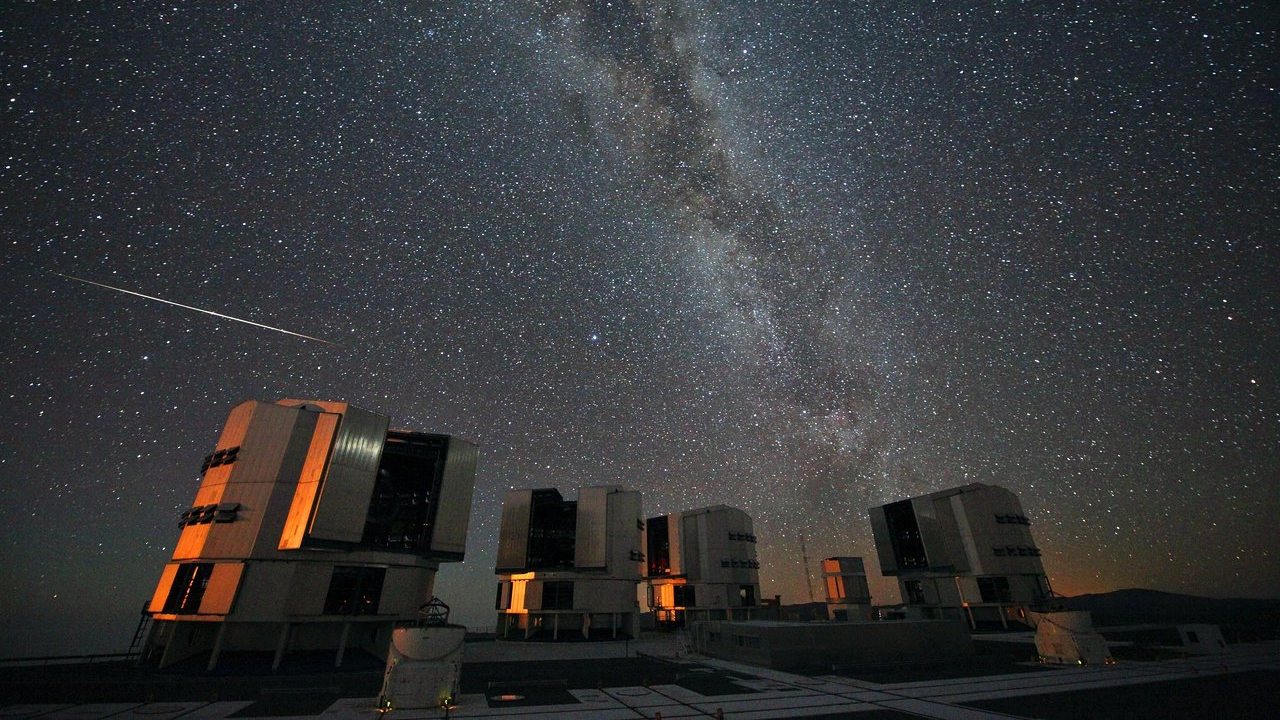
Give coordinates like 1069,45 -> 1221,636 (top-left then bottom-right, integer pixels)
799,532 -> 816,603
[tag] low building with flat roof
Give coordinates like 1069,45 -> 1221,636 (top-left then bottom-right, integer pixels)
689,618 -> 976,672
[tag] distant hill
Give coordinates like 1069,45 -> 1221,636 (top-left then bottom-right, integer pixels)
1059,589 -> 1280,636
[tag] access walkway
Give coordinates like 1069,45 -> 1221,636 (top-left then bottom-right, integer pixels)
1,641 -> 1276,719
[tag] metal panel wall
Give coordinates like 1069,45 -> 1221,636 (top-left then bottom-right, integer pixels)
214,400 -> 259,453
867,506 -> 899,574
682,513 -> 702,579
175,401 -> 306,561
209,403 -> 319,560
278,412 -> 341,550
306,405 -> 389,543
198,563 -> 245,615
667,513 -> 684,575
271,564 -> 323,617
427,438 -> 478,557
605,489 -> 642,578
914,497 -> 951,569
948,494 -> 980,574
147,563 -> 181,613
574,486 -> 609,570
524,580 -> 544,610
379,566 -> 433,617
495,490 -> 533,572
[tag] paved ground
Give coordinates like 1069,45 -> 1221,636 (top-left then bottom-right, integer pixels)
2,638 -> 1277,719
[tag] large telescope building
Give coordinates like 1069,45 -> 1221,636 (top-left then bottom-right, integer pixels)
869,483 -> 1051,628
143,399 -> 478,669
645,505 -> 761,628
494,486 -> 645,640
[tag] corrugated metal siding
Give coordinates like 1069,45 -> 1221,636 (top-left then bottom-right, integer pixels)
428,437 -> 478,557
306,405 -> 389,543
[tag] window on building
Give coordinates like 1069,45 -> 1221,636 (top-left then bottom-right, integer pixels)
324,566 -> 386,615
904,580 -> 926,604
361,432 -> 451,554
884,501 -> 929,568
163,563 -> 214,614
673,585 -> 696,607
1036,575 -> 1050,600
739,585 -> 756,606
825,575 -> 843,603
542,581 -> 574,610
733,634 -> 761,649
977,576 -> 1013,603
200,446 -> 240,475
526,490 -> 577,569
646,515 -> 670,576
495,581 -> 513,611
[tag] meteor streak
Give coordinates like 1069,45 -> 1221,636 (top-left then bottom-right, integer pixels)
54,272 -> 340,345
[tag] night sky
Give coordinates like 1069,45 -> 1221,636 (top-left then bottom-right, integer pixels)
3,2 -> 1276,657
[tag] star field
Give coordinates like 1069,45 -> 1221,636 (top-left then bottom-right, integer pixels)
2,1 -> 1276,656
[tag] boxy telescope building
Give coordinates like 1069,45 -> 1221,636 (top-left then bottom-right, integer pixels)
494,486 -> 645,640
645,505 -> 762,627
869,483 -> 1050,628
143,399 -> 478,669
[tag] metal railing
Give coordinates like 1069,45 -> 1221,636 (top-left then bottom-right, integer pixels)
0,652 -> 139,668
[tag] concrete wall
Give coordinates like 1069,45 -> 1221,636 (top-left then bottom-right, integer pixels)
694,619 -> 975,672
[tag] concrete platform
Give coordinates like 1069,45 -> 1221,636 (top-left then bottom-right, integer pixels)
3,639 -> 1276,719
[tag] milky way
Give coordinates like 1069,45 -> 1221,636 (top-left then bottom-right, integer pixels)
1,1 -> 1276,655
515,1 -> 884,491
